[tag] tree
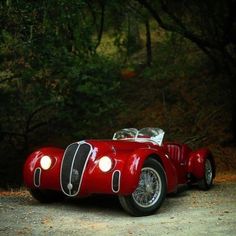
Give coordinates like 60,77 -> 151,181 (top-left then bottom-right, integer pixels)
0,0 -> 121,155
136,0 -> 236,140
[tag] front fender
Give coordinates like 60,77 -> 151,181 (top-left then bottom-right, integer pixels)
187,148 -> 214,179
119,148 -> 178,195
23,147 -> 64,190
119,150 -> 145,195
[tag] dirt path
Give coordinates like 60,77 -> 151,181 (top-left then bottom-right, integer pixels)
0,177 -> 236,236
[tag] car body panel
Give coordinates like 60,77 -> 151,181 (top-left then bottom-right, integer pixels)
23,128 -> 215,200
188,148 -> 216,179
23,147 -> 64,191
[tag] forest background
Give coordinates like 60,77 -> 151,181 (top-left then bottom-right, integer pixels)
1,0 -> 236,187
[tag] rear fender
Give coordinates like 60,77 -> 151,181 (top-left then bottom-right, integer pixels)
120,148 -> 178,195
187,148 -> 215,179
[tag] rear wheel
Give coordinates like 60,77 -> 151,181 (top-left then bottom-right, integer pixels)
119,158 -> 167,216
198,158 -> 214,190
29,189 -> 64,203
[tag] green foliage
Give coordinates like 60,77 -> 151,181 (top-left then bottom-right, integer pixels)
140,32 -> 204,81
59,55 -> 121,139
0,0 -> 121,187
1,0 -> 235,187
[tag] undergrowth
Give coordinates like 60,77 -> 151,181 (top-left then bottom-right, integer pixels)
115,35 -> 236,173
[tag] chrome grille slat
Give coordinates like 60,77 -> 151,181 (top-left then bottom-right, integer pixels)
60,142 -> 92,196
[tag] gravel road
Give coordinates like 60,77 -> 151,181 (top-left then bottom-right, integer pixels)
0,178 -> 236,236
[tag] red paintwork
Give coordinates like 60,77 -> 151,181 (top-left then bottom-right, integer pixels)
23,138 -> 215,197
188,148 -> 215,179
23,147 -> 64,191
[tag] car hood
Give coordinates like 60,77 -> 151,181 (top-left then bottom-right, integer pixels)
84,139 -> 152,157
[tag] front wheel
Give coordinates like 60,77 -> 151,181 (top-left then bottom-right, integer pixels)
198,158 -> 214,190
119,158 -> 167,216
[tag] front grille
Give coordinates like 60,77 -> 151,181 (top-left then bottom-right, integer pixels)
60,142 -> 92,196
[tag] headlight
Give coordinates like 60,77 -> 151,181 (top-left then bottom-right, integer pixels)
98,156 -> 113,172
40,155 -> 52,170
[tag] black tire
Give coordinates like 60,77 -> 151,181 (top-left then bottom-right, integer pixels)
198,158 -> 214,190
119,158 -> 167,216
29,189 -> 65,203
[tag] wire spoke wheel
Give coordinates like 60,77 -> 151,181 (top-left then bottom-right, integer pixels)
198,157 -> 214,190
119,158 -> 167,216
205,159 -> 213,185
132,167 -> 162,208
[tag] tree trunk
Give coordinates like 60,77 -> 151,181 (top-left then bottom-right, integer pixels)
127,13 -> 141,56
95,1 -> 105,50
145,18 -> 152,67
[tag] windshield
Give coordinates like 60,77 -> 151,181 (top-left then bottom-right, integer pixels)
112,128 -> 138,140
113,127 -> 165,145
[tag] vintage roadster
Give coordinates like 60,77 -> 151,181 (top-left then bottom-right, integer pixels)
23,128 -> 216,216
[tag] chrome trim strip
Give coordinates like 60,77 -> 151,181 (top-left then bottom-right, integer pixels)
60,141 -> 93,197
68,143 -> 81,195
74,142 -> 93,196
60,143 -> 78,196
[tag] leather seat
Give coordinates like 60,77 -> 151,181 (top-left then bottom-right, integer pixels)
165,143 -> 183,164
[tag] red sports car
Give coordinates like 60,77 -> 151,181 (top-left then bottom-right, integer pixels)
23,128 -> 216,216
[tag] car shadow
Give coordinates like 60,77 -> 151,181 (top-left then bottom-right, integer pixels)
167,184 -> 189,198
167,182 -> 218,198
26,183 -> 220,217
65,194 -> 122,211
50,194 -> 126,216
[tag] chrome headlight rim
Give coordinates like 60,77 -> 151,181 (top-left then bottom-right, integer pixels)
98,156 -> 113,172
40,155 -> 52,170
